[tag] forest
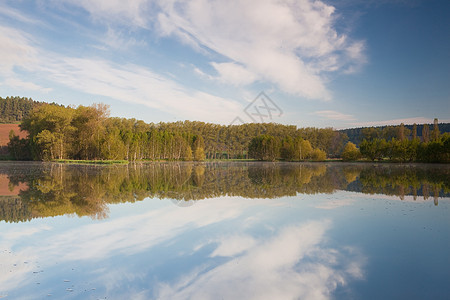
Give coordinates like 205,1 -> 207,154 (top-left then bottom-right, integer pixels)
0,96 -> 45,123
2,97 -> 449,162
6,101 -> 346,161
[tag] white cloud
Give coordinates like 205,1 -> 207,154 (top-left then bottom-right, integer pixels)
1,78 -> 52,93
0,25 -> 243,123
156,0 -> 366,100
314,198 -> 357,210
62,0 -> 366,99
47,58 -> 243,123
0,26 -> 37,76
210,62 -> 259,86
312,110 -> 356,121
157,220 -> 366,300
2,225 -> 52,242
210,235 -> 256,257
1,194 -> 366,298
100,27 -> 145,50
16,197 -> 278,262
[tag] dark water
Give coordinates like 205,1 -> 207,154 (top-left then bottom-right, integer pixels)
0,162 -> 449,299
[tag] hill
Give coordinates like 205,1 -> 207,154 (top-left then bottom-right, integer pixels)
0,96 -> 43,124
0,124 -> 27,146
0,124 -> 28,155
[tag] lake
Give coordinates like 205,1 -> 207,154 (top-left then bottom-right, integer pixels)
0,161 -> 449,299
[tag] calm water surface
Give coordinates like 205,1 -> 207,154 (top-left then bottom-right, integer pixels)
0,162 -> 449,299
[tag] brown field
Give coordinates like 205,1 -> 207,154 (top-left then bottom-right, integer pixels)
0,124 -> 28,146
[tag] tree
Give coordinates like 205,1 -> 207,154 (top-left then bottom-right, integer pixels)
8,131 -> 31,160
280,136 -> 295,161
295,138 -> 312,160
194,147 -> 206,161
310,148 -> 326,161
341,142 -> 361,161
398,123 -> 406,141
21,104 -> 75,160
432,118 -> 440,141
0,96 -> 42,123
71,104 -> 109,160
248,135 -> 280,161
360,139 -> 384,161
193,135 -> 206,161
412,123 -> 417,140
362,127 -> 380,141
422,124 -> 430,143
183,144 -> 193,161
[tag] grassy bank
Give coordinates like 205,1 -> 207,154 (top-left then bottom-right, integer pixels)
54,159 -> 129,165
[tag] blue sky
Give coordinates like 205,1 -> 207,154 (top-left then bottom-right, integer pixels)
0,0 -> 449,129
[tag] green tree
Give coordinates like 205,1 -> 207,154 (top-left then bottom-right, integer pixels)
360,138 -> 385,161
295,138 -> 312,160
21,104 -> 75,160
341,142 -> 361,161
8,131 -> 31,160
422,124 -> 430,143
280,136 -> 295,161
362,127 -> 380,141
310,148 -> 326,161
248,135 -> 280,161
432,118 -> 440,141
193,135 -> 206,161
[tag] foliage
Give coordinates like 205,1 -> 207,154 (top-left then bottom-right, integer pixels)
341,122 -> 450,146
341,142 -> 361,161
248,135 -> 280,161
310,148 -> 327,161
12,102 -> 352,161
0,96 -> 44,123
5,98 -> 449,163
358,134 -> 449,163
8,131 -> 32,160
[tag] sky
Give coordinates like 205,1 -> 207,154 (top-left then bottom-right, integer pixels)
0,0 -> 449,129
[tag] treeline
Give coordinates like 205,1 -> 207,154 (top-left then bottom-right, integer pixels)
340,122 -> 450,146
8,102 -> 348,161
5,98 -> 448,162
248,135 -> 327,161
0,96 -> 44,123
355,122 -> 450,163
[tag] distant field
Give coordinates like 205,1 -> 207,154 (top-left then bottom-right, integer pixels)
0,124 -> 27,146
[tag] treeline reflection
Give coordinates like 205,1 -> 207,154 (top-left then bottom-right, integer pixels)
0,162 -> 448,222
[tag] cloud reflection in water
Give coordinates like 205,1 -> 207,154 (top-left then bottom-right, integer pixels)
1,196 -> 365,299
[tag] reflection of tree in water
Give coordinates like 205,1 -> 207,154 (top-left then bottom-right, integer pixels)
0,162 -> 448,222
357,165 -> 450,204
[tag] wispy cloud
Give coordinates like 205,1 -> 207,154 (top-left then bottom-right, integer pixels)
61,0 -> 151,27
155,0 -> 366,100
1,196 -> 366,298
312,110 -> 356,121
210,62 -> 259,86
1,78 -> 52,93
41,56 -> 243,123
65,0 -> 366,100
157,220 -> 366,300
0,3 -> 42,25
0,26 -> 37,76
0,25 -> 243,123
